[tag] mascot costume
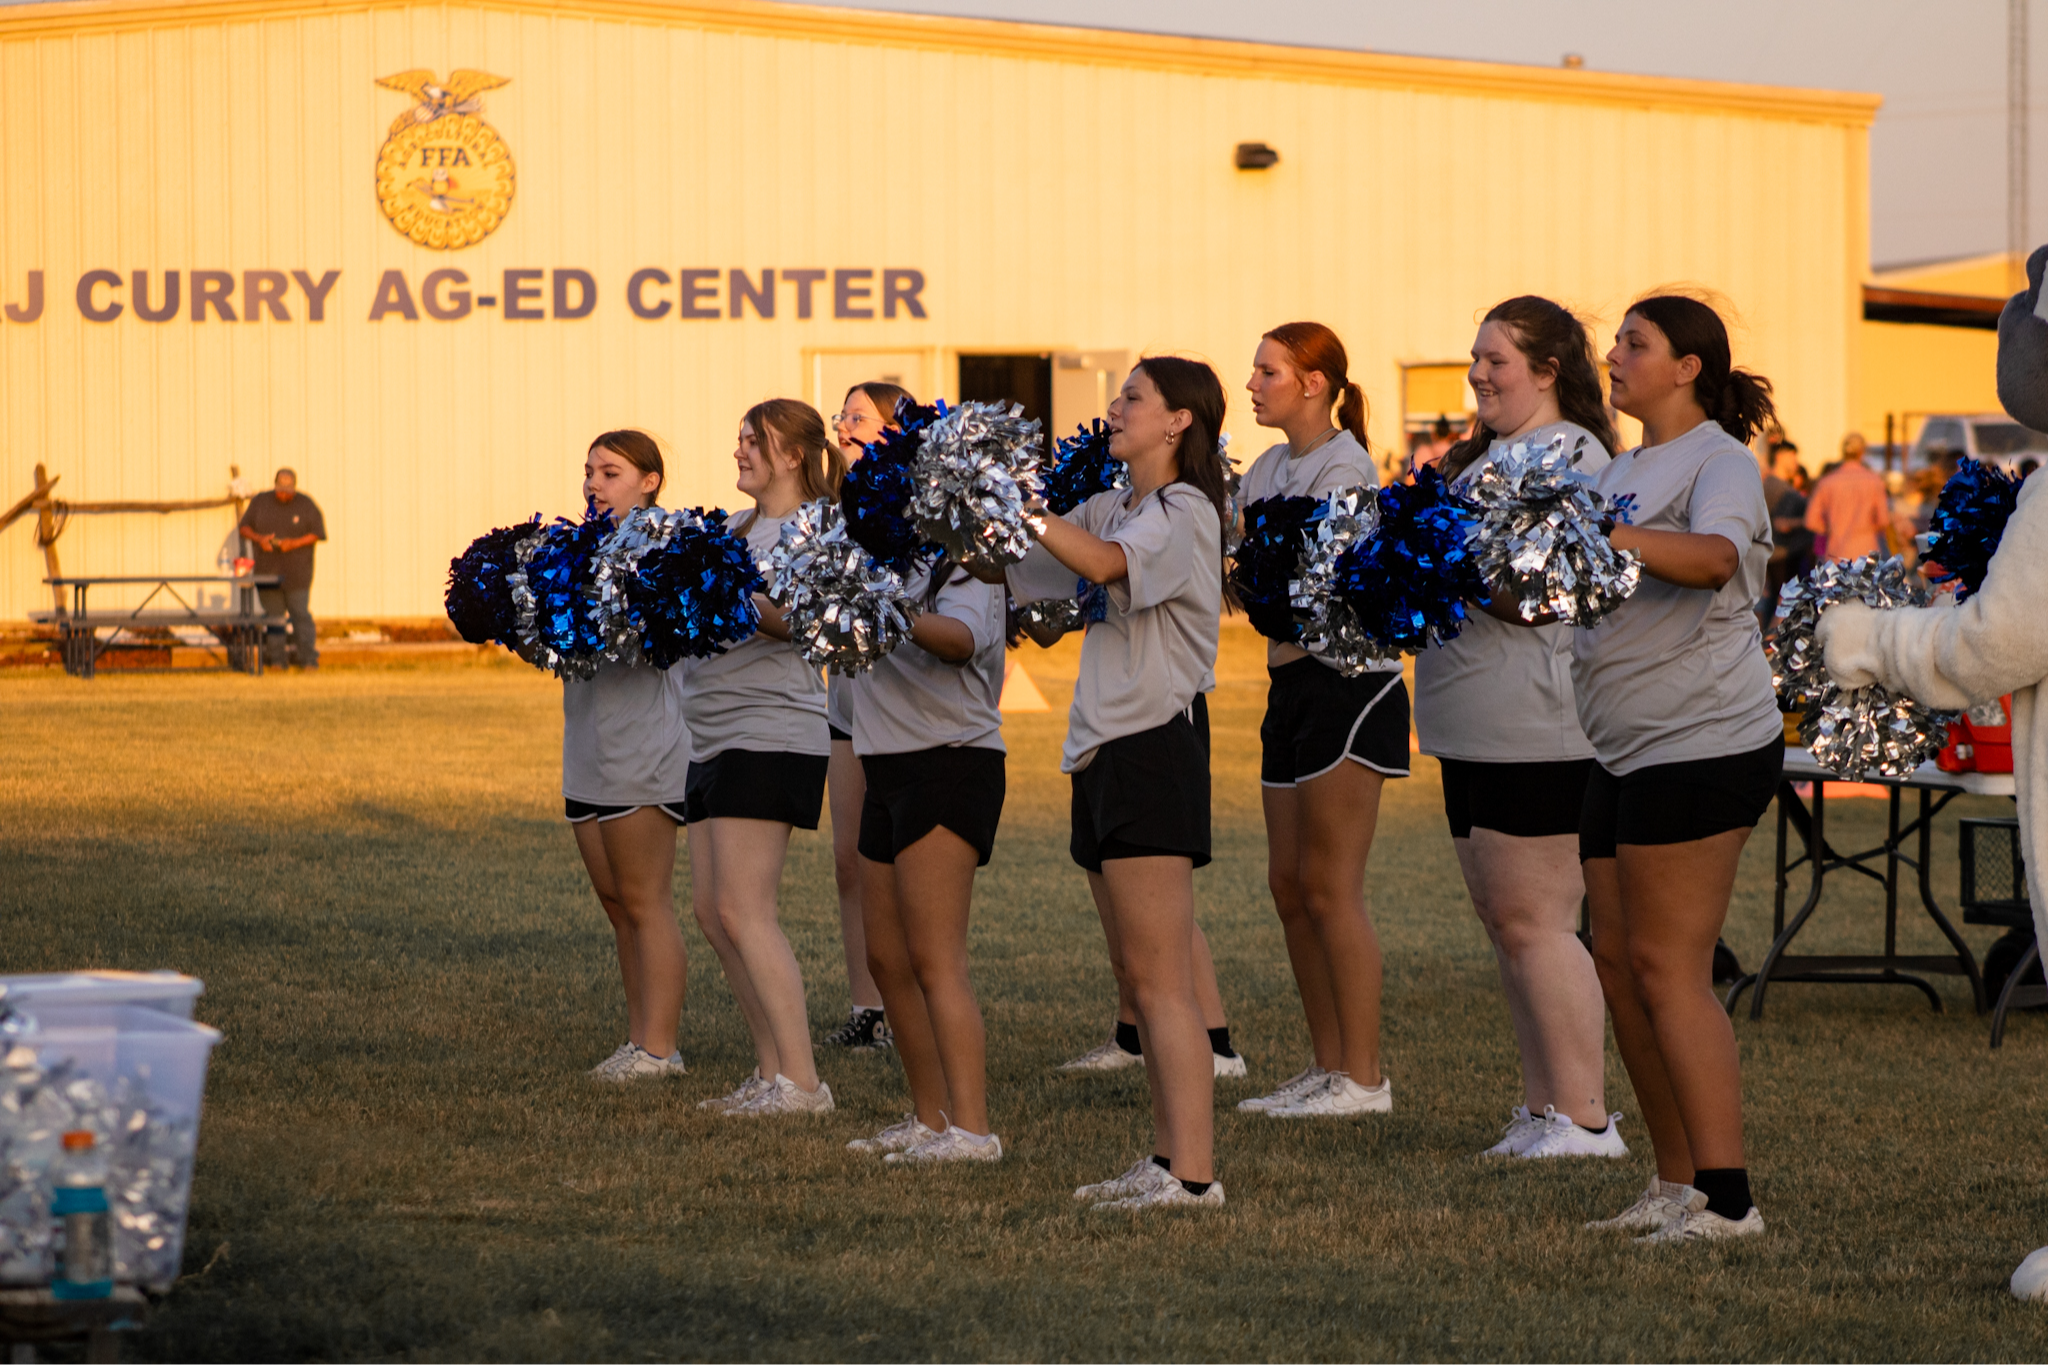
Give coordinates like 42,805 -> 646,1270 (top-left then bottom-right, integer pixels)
1817,244 -> 2048,1299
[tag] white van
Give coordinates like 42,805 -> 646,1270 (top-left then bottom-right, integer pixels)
1904,414 -> 2048,475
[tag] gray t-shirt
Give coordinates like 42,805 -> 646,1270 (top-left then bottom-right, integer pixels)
678,509 -> 830,761
1414,421 -> 1611,763
1237,429 -> 1397,674
561,662 -> 692,805
1009,481 -> 1223,773
848,564 -> 1007,757
1569,420 -> 1781,774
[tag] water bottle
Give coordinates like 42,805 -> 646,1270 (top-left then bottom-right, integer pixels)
50,1130 -> 112,1300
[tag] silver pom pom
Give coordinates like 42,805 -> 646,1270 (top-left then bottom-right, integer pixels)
909,401 -> 1046,575
1290,485 -> 1395,676
1218,434 -> 1245,556
1769,555 -> 1958,778
762,500 -> 917,677
1465,431 -> 1641,626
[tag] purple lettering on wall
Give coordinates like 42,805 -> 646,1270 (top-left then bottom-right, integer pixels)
5,271 -> 44,323
423,269 -> 472,320
782,269 -> 826,320
77,270 -> 122,322
132,271 -> 179,322
882,269 -> 927,319
292,270 -> 340,322
833,269 -> 874,319
190,270 -> 236,322
503,269 -> 544,320
369,270 -> 420,321
627,268 -> 671,319
678,270 -> 720,319
730,268 -> 774,319
553,269 -> 596,319
244,270 -> 291,321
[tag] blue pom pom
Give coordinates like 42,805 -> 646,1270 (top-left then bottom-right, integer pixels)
1044,419 -> 1125,515
446,517 -> 540,646
1923,457 -> 2021,601
1333,466 -> 1484,653
1230,495 -> 1322,642
517,503 -> 615,672
841,398 -> 943,572
625,509 -> 764,668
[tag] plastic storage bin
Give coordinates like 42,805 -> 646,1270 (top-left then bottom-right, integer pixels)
0,971 -> 204,1020
0,1001 -> 221,1291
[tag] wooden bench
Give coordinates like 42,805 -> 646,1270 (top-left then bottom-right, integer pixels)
31,575 -> 283,679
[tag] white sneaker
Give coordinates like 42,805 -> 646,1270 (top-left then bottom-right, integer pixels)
2011,1246 -> 2048,1300
885,1125 -> 1003,1164
1239,1065 -> 1329,1113
587,1042 -> 636,1079
1519,1108 -> 1629,1160
1268,1072 -> 1392,1117
1634,1189 -> 1765,1244
696,1071 -> 771,1113
1094,1178 -> 1226,1212
847,1114 -> 938,1154
726,1072 -> 834,1117
1073,1158 -> 1176,1203
589,1044 -> 687,1082
1585,1176 -> 1694,1231
1481,1105 -> 1544,1156
1212,1050 -> 1248,1078
1058,1039 -> 1145,1072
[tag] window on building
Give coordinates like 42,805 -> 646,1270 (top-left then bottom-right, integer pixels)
959,353 -> 1053,431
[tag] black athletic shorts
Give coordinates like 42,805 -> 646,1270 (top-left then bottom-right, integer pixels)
1578,740 -> 1784,862
828,724 -> 852,743
1070,695 -> 1211,873
1438,758 -> 1594,840
564,798 -> 686,824
1259,661 -> 1411,787
683,749 -> 830,828
858,746 -> 1007,866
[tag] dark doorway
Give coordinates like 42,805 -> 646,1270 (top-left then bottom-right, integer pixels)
958,353 -> 1053,431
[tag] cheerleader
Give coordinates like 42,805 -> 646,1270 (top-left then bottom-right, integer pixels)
1233,322 -> 1406,1119
1575,294 -> 1782,1241
1005,357 -> 1232,1209
841,552 -> 1010,1163
819,380 -> 914,1054
1413,298 -> 1624,1159
569,431 -> 693,1082
687,399 -> 845,1117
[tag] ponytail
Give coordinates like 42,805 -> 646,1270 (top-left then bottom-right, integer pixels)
1625,293 -> 1778,444
1263,321 -> 1370,456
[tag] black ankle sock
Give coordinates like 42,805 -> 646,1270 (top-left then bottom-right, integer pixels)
1150,1154 -> 1172,1172
1585,1118 -> 1610,1135
1179,1178 -> 1212,1197
1692,1167 -> 1752,1220
1114,1020 -> 1142,1056
1207,1026 -> 1234,1058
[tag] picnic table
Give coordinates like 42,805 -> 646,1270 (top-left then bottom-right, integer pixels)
1724,747 -> 2018,1021
31,574 -> 282,679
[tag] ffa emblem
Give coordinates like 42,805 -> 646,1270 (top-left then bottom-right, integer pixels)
374,69 -> 516,250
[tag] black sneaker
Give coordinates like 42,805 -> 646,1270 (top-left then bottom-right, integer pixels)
823,1007 -> 893,1051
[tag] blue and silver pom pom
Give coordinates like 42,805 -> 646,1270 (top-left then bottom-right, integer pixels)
506,504 -> 616,678
592,506 -> 762,669
909,400 -> 1046,574
1231,494 -> 1323,643
1044,419 -> 1126,516
842,398 -> 943,574
1332,466 -> 1484,654
446,517 -> 543,648
1291,485 -> 1392,675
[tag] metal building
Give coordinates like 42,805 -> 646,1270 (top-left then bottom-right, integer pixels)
0,0 -> 1881,621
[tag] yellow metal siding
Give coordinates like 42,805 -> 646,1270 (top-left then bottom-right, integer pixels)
0,0 -> 1876,620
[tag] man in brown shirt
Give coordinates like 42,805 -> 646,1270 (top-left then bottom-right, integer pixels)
1804,441 -> 1892,561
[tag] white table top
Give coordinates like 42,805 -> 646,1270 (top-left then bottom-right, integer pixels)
1782,746 -> 2017,798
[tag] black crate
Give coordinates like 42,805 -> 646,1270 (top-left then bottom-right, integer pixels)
1961,817 -> 2032,929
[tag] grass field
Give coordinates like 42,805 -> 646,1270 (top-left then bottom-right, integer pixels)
6,621 -> 2048,1362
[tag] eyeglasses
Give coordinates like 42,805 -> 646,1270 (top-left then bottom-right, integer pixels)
833,411 -> 878,429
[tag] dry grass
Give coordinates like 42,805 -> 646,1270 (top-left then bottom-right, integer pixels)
4,622 -> 2046,1361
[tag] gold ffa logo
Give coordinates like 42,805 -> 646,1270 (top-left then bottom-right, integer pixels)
375,70 -> 516,250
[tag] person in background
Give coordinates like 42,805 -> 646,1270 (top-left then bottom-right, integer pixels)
1803,434 -> 1891,561
2022,458 -> 2041,481
1760,441 -> 1814,622
1407,415 -> 1458,481
238,468 -> 327,670
820,380 -> 914,1054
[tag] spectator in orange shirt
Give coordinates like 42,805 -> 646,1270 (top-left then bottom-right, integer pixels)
1804,434 -> 1892,561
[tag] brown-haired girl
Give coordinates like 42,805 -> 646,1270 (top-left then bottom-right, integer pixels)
816,381 -> 918,1055
1415,297 -> 1623,1159
1233,322 -> 1406,1119
687,399 -> 847,1117
570,430 -> 693,1082
1575,293 -> 1782,1241
1003,357 -> 1233,1210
